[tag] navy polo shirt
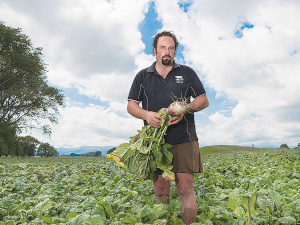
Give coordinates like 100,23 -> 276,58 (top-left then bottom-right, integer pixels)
128,62 -> 206,145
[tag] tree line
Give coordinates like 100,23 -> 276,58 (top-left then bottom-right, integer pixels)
68,151 -> 103,157
66,148 -> 116,157
0,22 -> 64,157
0,133 -> 58,157
279,143 -> 300,149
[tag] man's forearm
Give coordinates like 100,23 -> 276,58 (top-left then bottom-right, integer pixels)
127,100 -> 148,120
186,95 -> 209,114
127,100 -> 163,128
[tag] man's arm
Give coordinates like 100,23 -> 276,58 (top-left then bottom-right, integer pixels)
128,95 -> 209,127
186,94 -> 209,113
127,100 -> 162,128
169,95 -> 209,126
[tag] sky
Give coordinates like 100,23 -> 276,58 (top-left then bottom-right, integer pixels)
1,0 -> 300,149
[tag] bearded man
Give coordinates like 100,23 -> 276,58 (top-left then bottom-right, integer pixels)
127,31 -> 209,225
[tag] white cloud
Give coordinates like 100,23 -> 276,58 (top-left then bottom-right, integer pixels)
209,112 -> 228,125
29,101 -> 143,148
73,73 -> 133,102
134,52 -> 156,73
0,0 -> 151,101
1,0 -> 152,148
155,0 -> 300,147
3,0 -> 300,149
109,101 -> 128,114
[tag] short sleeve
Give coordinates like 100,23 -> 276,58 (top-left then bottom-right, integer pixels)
187,67 -> 206,98
128,72 -> 144,102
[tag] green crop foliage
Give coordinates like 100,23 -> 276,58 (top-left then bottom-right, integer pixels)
0,148 -> 299,224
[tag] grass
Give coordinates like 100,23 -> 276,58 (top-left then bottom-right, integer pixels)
199,145 -> 275,155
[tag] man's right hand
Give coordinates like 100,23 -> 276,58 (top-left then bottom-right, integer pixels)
127,100 -> 163,128
145,111 -> 163,128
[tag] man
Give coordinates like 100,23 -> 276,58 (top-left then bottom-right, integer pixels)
127,31 -> 209,225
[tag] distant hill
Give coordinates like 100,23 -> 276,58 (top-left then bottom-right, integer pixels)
55,146 -> 115,156
56,144 -> 277,156
199,145 -> 274,155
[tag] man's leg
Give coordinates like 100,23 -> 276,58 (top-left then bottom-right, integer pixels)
152,174 -> 171,204
175,173 -> 197,225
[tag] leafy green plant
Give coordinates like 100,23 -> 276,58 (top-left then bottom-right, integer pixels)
108,108 -> 174,181
0,148 -> 299,224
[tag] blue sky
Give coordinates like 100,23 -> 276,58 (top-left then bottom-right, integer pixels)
1,0 -> 300,149
138,1 -> 234,123
62,1 -> 229,119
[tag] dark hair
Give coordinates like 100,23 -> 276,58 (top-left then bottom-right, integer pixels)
152,31 -> 179,55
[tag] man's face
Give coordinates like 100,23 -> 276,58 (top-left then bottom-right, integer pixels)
154,36 -> 176,66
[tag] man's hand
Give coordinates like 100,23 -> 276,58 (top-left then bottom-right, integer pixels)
145,111 -> 163,128
168,113 -> 184,126
127,101 -> 163,128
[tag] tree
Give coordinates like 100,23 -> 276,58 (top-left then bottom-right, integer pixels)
0,22 -> 65,135
0,121 -> 22,156
17,136 -> 40,156
83,152 -> 95,157
70,153 -> 83,157
82,151 -> 102,157
37,142 -> 58,157
95,151 -> 102,157
107,147 -> 116,155
279,143 -> 290,149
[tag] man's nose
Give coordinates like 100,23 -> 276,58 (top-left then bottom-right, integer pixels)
165,48 -> 170,55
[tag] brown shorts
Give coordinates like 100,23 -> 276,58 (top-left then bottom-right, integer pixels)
169,141 -> 203,174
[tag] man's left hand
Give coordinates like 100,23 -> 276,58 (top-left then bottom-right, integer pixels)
168,113 -> 184,126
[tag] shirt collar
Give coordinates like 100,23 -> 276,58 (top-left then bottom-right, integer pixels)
147,61 -> 180,73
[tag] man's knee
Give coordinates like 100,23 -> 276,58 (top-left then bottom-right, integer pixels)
177,183 -> 194,198
153,174 -> 171,197
154,184 -> 170,196
175,173 -> 194,198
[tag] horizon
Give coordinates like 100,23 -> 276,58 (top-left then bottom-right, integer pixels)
55,143 -> 295,156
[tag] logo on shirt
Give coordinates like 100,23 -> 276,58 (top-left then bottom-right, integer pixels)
175,76 -> 184,84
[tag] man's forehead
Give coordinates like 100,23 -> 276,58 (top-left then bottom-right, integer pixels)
157,36 -> 175,45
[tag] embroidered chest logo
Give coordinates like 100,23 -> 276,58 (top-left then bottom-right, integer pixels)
175,76 -> 184,84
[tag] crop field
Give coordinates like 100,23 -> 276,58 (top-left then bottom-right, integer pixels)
0,147 -> 300,225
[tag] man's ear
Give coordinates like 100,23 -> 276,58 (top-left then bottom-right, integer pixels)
154,48 -> 157,55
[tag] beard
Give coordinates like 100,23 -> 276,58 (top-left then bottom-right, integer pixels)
161,55 -> 172,65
